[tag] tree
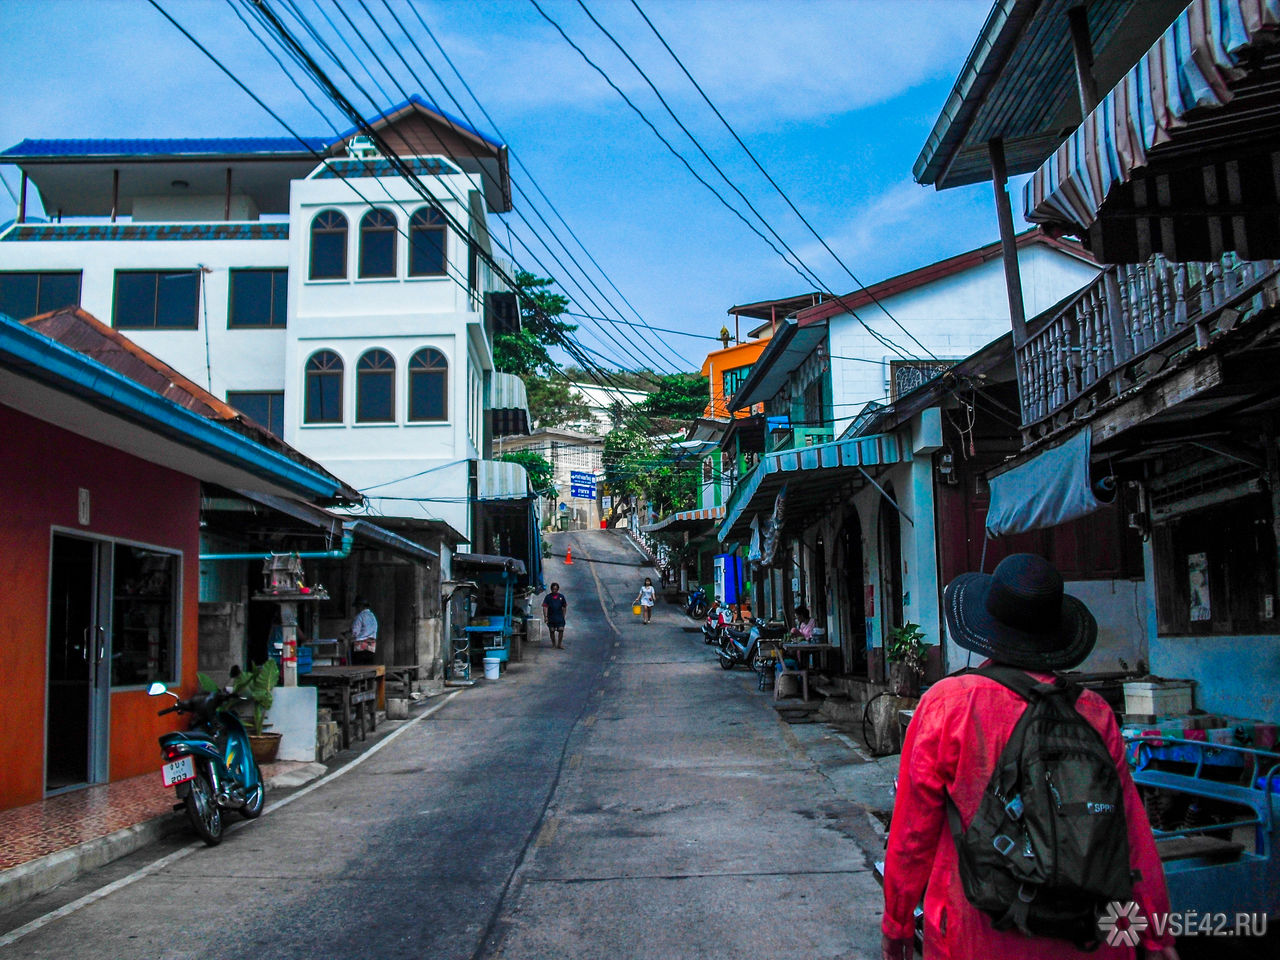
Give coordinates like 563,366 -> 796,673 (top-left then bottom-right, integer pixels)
603,426 -> 698,515
496,449 -> 556,496
644,372 -> 710,420
524,376 -> 594,431
493,271 -> 575,377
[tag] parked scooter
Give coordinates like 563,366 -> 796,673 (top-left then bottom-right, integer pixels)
702,602 -> 729,645
148,667 -> 265,846
716,618 -> 787,670
685,585 -> 710,620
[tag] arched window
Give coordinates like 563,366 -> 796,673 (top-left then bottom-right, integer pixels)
304,350 -> 344,423
356,349 -> 396,423
408,348 -> 448,421
309,209 -> 348,280
409,207 -> 447,277
359,209 -> 397,278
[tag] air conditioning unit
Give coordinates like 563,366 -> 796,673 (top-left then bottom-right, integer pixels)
346,135 -> 379,159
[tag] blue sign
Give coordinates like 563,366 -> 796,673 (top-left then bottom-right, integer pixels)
570,471 -> 597,499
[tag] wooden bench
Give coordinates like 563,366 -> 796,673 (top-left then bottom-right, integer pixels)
301,666 -> 379,751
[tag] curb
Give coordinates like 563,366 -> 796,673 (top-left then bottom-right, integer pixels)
1,761 -> 326,913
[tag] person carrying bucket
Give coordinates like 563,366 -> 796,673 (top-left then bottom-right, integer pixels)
635,577 -> 657,625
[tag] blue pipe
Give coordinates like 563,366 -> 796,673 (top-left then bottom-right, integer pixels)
0,315 -> 356,503
200,529 -> 354,562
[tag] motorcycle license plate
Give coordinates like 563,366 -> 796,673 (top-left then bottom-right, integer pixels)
161,756 -> 195,787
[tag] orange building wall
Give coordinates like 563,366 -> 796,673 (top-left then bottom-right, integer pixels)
699,337 -> 772,419
0,405 -> 200,810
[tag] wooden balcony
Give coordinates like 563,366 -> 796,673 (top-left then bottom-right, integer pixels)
1018,253 -> 1280,438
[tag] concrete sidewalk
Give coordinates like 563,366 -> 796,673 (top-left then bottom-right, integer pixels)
0,693 -> 450,913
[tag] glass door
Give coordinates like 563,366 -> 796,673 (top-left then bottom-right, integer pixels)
46,534 -> 110,792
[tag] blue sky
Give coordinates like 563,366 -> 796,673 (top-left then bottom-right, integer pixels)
0,0 -> 1013,373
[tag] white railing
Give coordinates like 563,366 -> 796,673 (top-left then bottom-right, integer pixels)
1017,253 -> 1278,427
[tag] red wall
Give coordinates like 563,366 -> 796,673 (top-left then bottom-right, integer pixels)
0,405 -> 200,810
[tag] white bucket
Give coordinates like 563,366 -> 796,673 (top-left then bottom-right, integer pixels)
483,658 -> 501,680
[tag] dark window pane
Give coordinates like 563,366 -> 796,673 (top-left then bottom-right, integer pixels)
310,210 -> 348,280
229,269 -> 286,328
358,371 -> 394,421
229,270 -> 273,327
409,228 -> 445,275
0,273 -> 39,319
114,272 -> 157,328
111,546 -> 177,687
360,210 -> 397,278
305,350 -> 343,423
227,390 -> 284,438
271,272 -> 288,326
155,271 -> 199,328
37,273 -> 81,313
409,371 -> 446,420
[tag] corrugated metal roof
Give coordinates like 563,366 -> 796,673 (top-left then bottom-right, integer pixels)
1,137 -> 333,159
915,0 -> 1184,189
476,458 -> 531,500
640,506 -> 725,534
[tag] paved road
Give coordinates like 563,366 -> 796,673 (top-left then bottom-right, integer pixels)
0,529 -> 886,959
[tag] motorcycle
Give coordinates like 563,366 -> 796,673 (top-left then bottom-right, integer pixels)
148,667 -> 265,846
702,602 -> 728,645
716,618 -> 787,671
685,585 -> 710,620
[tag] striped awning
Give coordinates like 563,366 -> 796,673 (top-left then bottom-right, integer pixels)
1025,0 -> 1280,241
717,432 -> 905,542
488,372 -> 531,437
640,506 -> 725,534
476,459 -> 530,500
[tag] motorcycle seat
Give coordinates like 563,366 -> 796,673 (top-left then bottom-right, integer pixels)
161,730 -> 218,745
724,626 -> 750,642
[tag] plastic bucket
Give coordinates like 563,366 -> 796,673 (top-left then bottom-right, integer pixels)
632,604 -> 642,616
483,657 -> 501,680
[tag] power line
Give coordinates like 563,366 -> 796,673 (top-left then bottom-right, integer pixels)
627,0 -> 940,364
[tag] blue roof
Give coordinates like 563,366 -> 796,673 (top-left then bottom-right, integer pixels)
1,137 -> 334,159
3,96 -> 502,162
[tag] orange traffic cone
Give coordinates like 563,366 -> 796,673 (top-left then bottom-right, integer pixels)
565,548 -> 574,564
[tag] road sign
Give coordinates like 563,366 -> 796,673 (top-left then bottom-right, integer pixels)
570,471 -> 597,499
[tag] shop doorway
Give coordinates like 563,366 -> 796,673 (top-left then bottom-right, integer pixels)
46,534 -> 110,793
879,485 -> 904,638
838,512 -> 867,675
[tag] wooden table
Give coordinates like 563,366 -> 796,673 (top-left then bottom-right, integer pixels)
384,664 -> 422,699
300,666 -> 379,750
781,642 -> 836,673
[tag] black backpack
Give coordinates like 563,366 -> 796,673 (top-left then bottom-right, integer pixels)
946,666 -> 1133,946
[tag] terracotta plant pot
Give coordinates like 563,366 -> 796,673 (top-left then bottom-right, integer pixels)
248,732 -> 282,765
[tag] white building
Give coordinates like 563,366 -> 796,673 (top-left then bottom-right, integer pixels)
0,96 -> 533,549
496,427 -> 604,530
565,381 -> 650,434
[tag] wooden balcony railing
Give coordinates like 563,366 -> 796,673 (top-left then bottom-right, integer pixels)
1017,252 -> 1279,432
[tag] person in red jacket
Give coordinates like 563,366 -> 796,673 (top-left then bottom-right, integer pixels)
881,554 -> 1178,960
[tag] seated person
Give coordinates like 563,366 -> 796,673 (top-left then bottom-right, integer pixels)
790,605 -> 817,641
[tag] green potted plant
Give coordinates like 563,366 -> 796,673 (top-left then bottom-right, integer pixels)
885,622 -> 928,697
198,660 -> 281,764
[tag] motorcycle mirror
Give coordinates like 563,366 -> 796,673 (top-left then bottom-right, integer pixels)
147,682 -> 167,697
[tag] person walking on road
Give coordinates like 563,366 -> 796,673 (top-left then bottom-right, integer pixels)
880,554 -> 1177,960
636,576 -> 657,624
542,582 -> 567,649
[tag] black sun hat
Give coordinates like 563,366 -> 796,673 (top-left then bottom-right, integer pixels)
944,553 -> 1097,671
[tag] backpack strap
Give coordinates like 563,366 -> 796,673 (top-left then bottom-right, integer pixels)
972,665 -> 1080,705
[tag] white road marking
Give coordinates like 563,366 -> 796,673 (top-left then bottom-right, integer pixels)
0,691 -> 460,948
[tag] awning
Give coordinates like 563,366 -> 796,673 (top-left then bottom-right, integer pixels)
985,427 -> 1106,537
476,458 -> 531,500
453,552 -> 527,576
718,432 -> 906,542
233,488 -> 439,563
488,372 -> 531,437
1024,0 -> 1280,249
729,320 -> 827,411
640,506 -> 725,534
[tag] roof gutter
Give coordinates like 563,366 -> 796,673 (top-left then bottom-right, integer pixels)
200,520 -> 437,564
0,315 -> 357,503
